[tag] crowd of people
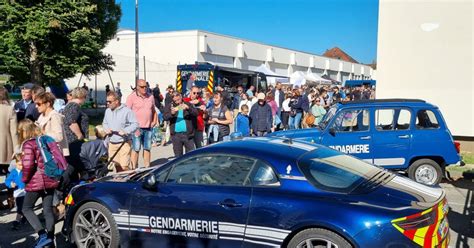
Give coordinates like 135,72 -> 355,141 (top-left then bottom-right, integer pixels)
148,81 -> 375,156
0,79 -> 374,247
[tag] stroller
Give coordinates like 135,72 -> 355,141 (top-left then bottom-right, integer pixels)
79,131 -> 129,181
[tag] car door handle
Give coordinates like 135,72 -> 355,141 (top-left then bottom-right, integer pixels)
360,136 -> 371,140
398,135 -> 410,139
219,200 -> 243,208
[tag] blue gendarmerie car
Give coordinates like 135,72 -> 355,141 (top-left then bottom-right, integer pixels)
62,138 -> 450,248
268,99 -> 462,186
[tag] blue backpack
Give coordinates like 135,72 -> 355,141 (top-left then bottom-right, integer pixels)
36,136 -> 67,180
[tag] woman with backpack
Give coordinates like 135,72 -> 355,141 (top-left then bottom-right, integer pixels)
20,119 -> 68,248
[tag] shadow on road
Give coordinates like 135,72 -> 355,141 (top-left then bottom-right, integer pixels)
0,207 -> 73,248
446,178 -> 473,248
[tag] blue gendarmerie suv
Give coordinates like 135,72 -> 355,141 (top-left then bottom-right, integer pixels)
62,138 -> 449,248
268,99 -> 462,185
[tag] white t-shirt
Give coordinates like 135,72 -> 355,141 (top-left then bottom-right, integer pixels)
282,99 -> 291,112
238,99 -> 252,112
275,90 -> 281,108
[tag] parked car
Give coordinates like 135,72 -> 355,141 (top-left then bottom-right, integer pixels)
268,99 -> 462,185
62,138 -> 449,248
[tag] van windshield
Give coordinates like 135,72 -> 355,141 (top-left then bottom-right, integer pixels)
298,148 -> 382,193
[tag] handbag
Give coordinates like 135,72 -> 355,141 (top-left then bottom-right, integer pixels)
305,113 -> 316,126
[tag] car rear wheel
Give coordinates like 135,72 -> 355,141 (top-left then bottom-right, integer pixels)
408,159 -> 442,185
287,228 -> 352,248
72,202 -> 120,248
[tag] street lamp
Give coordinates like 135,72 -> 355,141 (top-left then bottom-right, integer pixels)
135,0 -> 139,90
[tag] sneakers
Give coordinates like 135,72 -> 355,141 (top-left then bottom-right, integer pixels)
34,232 -> 54,248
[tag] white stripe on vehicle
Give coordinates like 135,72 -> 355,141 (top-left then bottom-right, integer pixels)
113,213 -> 290,245
373,158 -> 406,166
219,222 -> 246,227
113,216 -> 129,223
129,214 -> 149,219
246,224 -> 291,234
243,238 -> 280,247
220,236 -> 244,241
244,233 -> 284,242
218,225 -> 245,234
391,176 -> 442,198
269,139 -> 316,151
129,218 -> 150,225
245,228 -> 288,240
219,230 -> 245,236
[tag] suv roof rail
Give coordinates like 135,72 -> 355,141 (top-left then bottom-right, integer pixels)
341,99 -> 426,105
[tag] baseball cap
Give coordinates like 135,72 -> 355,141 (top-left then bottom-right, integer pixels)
257,93 -> 266,100
21,83 -> 34,90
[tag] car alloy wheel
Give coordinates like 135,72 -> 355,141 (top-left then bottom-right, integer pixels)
74,207 -> 112,248
297,238 -> 339,248
288,228 -> 352,248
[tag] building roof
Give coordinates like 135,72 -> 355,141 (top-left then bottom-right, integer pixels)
323,47 -> 359,63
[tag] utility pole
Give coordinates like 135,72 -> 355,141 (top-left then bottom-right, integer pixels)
135,0 -> 139,89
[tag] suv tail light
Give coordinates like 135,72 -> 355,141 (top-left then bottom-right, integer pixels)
454,141 -> 461,154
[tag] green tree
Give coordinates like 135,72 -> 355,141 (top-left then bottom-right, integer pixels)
0,0 -> 121,86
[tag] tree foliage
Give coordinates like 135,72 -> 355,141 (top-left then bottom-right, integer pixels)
0,0 -> 121,85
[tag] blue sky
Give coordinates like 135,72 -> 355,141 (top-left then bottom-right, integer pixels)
117,0 -> 379,64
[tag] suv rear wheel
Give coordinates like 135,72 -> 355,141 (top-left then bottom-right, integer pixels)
287,228 -> 352,248
408,159 -> 442,185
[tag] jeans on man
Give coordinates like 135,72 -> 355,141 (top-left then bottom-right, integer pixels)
132,128 -> 153,152
171,133 -> 195,157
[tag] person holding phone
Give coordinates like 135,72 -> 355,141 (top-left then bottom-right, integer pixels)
163,92 -> 198,157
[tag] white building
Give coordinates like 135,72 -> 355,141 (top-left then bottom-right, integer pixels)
65,29 -> 375,104
376,0 -> 473,150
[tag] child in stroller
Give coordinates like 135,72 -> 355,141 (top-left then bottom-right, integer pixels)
78,125 -> 109,181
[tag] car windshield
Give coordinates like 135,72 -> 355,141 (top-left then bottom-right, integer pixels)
298,148 -> 382,193
319,105 -> 338,129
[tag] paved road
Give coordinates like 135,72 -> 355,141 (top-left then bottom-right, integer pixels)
0,144 -> 472,247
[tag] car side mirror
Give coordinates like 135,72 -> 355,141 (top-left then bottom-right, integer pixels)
143,174 -> 158,191
329,127 -> 336,136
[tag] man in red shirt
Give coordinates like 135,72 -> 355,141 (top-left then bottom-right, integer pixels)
126,79 -> 157,168
183,86 -> 206,148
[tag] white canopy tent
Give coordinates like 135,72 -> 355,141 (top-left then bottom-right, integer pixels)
305,68 -> 332,84
254,64 -> 288,85
290,71 -> 306,87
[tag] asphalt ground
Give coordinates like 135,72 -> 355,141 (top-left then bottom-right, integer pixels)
0,144 -> 472,248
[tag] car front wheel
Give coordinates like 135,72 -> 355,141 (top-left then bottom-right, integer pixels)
287,228 -> 352,248
72,202 -> 120,248
408,158 -> 443,185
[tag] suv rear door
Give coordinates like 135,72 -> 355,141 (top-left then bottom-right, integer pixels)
371,107 -> 412,169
